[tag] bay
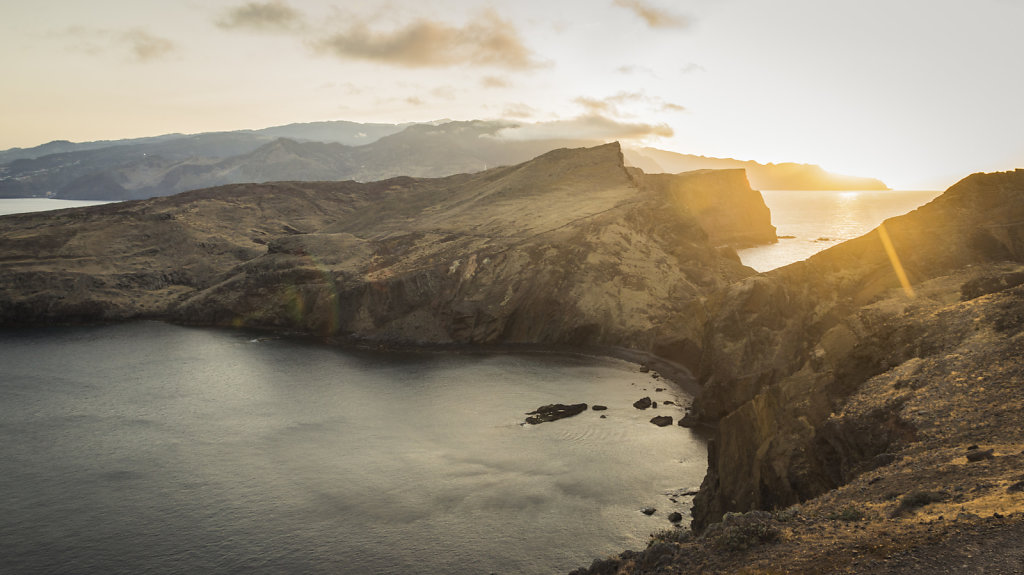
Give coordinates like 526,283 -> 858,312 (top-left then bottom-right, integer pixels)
0,322 -> 705,574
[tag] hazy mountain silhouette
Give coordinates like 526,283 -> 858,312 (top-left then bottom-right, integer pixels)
625,147 -> 889,190
0,120 -> 887,200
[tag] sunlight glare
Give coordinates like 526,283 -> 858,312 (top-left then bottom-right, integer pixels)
877,223 -> 915,298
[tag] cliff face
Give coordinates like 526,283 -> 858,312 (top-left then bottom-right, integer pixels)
690,169 -> 1024,529
0,143 -> 774,370
630,168 -> 776,248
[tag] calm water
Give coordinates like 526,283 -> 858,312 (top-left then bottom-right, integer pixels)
0,322 -> 706,574
0,198 -> 113,216
737,190 -> 942,272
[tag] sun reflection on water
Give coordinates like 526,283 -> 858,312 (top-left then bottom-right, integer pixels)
737,189 -> 941,272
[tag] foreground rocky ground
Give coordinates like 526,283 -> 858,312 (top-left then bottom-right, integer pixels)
572,172 -> 1024,573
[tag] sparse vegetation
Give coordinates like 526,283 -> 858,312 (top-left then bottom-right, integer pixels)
704,511 -> 781,552
892,490 -> 948,517
827,505 -> 866,521
648,526 -> 692,546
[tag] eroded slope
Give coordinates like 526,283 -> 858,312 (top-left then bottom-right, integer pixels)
0,143 -> 774,367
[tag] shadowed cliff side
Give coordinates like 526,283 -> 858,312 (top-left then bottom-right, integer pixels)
0,143 -> 774,371
689,169 -> 1024,529
570,170 -> 1024,575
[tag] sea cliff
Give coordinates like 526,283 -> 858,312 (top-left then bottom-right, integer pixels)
574,170 -> 1024,573
0,143 -> 773,372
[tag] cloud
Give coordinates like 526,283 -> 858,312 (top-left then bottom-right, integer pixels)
313,11 -> 541,69
481,75 -> 510,89
574,92 -> 645,115
493,115 -> 673,142
216,1 -> 304,32
680,62 -> 706,74
574,92 -> 685,116
615,64 -> 659,77
574,96 -> 614,114
612,0 -> 691,29
502,103 -> 538,119
62,26 -> 176,62
431,85 -> 457,99
121,29 -> 176,62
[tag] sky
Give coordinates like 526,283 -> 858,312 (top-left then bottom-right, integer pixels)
2,0 -> 1023,190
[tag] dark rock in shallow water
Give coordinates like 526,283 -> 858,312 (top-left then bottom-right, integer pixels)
633,397 -> 652,409
668,512 -> 683,523
650,415 -> 674,427
592,405 -> 608,411
525,403 -> 588,424
642,507 -> 657,515
679,411 -> 699,427
966,448 -> 995,462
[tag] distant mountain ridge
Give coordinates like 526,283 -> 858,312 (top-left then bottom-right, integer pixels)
0,120 -> 888,200
0,120 -> 414,165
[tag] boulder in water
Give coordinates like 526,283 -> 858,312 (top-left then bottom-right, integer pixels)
525,403 -> 588,424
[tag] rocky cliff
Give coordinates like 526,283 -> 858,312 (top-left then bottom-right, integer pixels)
0,143 -> 773,370
690,169 -> 1024,528
629,168 -> 776,248
572,170 -> 1024,574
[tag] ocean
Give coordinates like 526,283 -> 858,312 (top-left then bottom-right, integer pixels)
0,198 -> 113,216
737,189 -> 942,271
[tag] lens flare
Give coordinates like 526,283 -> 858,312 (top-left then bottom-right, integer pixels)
877,222 -> 915,298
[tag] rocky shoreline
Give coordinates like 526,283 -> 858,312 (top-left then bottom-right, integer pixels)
571,171 -> 1024,573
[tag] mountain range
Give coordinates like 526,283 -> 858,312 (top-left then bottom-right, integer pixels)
0,120 -> 887,201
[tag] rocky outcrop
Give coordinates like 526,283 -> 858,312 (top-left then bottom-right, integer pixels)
525,403 -> 589,424
629,169 -> 776,248
689,169 -> 1024,530
0,143 -> 774,372
570,169 -> 1024,575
